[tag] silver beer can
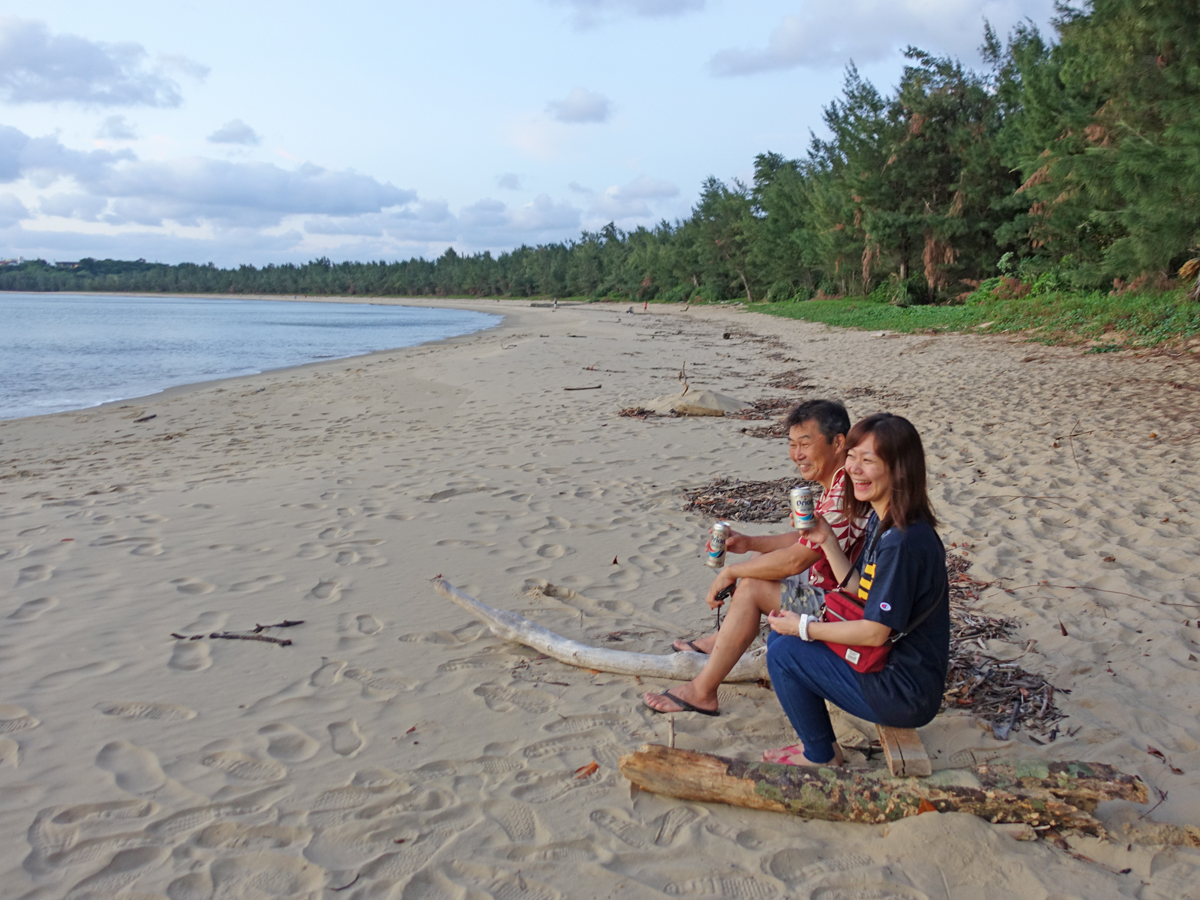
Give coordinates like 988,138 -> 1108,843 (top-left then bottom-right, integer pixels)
789,485 -> 815,530
705,521 -> 731,568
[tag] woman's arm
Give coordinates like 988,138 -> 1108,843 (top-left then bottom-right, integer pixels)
805,513 -> 857,585
767,610 -> 891,646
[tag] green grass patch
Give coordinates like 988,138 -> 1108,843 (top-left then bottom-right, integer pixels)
748,284 -> 1200,349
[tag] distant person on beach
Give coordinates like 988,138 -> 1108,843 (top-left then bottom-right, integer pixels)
642,399 -> 867,716
763,413 -> 949,766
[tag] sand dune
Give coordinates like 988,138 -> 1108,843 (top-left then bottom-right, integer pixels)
1,298 -> 1197,899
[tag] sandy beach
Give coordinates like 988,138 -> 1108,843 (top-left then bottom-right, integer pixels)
2,297 -> 1199,900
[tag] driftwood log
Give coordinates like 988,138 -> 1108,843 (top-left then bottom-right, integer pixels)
431,578 -> 768,682
619,744 -> 1148,836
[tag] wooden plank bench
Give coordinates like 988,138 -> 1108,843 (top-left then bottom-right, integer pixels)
876,725 -> 931,777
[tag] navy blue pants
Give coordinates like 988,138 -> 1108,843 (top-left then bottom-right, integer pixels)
766,632 -> 879,763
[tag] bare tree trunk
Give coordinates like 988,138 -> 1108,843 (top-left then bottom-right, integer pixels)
431,578 -> 768,682
619,745 -> 1147,836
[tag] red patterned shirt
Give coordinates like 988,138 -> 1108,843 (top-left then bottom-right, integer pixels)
797,468 -> 867,591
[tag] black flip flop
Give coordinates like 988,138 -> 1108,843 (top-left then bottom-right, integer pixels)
642,690 -> 719,716
671,640 -> 708,655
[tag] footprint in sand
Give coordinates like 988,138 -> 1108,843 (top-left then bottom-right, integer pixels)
169,641 -> 212,671
229,574 -> 285,593
258,723 -> 320,762
309,658 -> 347,687
96,741 -> 168,794
328,719 -> 364,757
33,661 -> 120,691
66,846 -> 169,899
17,564 -> 53,585
182,611 -> 227,631
475,684 -> 555,714
201,751 -> 287,782
170,577 -> 215,595
0,704 -> 40,733
0,738 -> 18,767
95,701 -> 196,721
306,579 -> 342,603
209,854 -> 323,899
295,542 -> 328,560
334,549 -> 359,566
9,596 -> 58,621
356,614 -> 383,635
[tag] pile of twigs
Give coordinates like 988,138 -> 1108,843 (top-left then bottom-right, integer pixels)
725,397 -> 795,421
740,422 -> 788,439
943,553 -> 1067,742
681,476 -> 795,523
618,407 -> 669,419
768,369 -> 818,391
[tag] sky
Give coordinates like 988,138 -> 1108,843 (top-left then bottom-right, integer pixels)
0,0 -> 1058,267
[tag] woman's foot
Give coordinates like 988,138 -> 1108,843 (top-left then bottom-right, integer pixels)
642,683 -> 718,715
763,743 -> 844,767
671,634 -> 715,654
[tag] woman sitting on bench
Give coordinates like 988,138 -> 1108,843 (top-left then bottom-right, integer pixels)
763,412 -> 949,767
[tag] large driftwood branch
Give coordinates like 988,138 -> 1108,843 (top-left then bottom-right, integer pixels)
619,744 -> 1148,836
431,578 -> 768,682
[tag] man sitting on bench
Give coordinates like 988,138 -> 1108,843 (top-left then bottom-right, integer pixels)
642,399 -> 867,716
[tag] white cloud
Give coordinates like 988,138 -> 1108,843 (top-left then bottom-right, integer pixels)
553,0 -> 705,29
207,119 -> 262,146
497,172 -> 522,190
709,0 -> 1053,75
96,115 -> 137,140
568,181 -> 592,194
586,175 -> 679,220
546,87 -> 611,124
0,124 -> 415,227
38,192 -> 108,221
0,17 -> 206,106
0,192 -> 29,227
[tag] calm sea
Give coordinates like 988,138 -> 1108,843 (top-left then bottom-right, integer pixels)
0,293 -> 502,421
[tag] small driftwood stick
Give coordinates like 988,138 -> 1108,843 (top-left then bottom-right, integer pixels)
431,578 -> 767,682
253,619 -> 305,633
170,631 -> 292,647
619,744 -> 1148,835
210,632 -> 292,646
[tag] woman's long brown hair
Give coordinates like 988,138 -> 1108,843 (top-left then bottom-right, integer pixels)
843,413 -> 937,532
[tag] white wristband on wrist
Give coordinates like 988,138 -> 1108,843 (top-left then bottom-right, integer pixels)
797,613 -> 812,641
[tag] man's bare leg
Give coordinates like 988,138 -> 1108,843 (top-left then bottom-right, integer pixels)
644,578 -> 780,714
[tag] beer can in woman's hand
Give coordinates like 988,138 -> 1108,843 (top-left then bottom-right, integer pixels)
705,521 -> 731,568
789,485 -> 815,530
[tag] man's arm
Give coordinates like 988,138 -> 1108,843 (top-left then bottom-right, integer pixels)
726,540 -> 821,584
726,531 -> 800,555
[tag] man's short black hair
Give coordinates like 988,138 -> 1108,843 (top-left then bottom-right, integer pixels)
784,399 -> 850,443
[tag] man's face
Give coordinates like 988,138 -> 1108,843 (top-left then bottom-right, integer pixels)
788,420 -> 845,484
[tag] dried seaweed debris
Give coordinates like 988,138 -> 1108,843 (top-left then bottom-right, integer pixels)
942,552 -> 1067,742
681,476 -> 821,523
768,369 -> 819,391
726,397 -> 795,421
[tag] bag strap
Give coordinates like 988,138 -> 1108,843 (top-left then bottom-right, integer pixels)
837,514 -> 881,591
888,593 -> 941,643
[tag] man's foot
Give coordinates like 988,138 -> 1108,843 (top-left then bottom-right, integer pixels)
763,743 -> 844,767
671,637 -> 713,654
642,684 -> 718,715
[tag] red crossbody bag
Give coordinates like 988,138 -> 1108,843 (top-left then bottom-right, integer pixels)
819,528 -> 938,674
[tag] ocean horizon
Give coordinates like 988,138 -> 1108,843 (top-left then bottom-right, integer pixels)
0,293 -> 501,421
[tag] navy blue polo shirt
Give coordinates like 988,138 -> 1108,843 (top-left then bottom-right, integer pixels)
853,512 -> 950,728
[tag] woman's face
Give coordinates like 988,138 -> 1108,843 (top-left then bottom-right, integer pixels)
845,432 -> 891,510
